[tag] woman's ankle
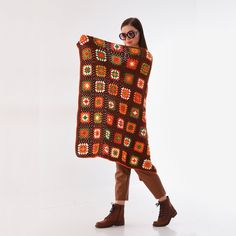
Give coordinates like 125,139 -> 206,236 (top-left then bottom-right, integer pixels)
158,195 -> 167,202
115,200 -> 125,205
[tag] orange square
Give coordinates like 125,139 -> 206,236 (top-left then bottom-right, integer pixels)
133,92 -> 142,104
119,103 -> 127,115
126,122 -> 136,133
106,114 -> 114,125
95,96 -> 104,108
134,141 -> 144,153
122,151 -> 127,162
92,143 -> 100,154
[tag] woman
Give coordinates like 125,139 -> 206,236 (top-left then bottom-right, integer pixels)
95,17 -> 177,228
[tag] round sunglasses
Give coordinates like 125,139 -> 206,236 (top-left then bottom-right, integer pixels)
119,30 -> 138,40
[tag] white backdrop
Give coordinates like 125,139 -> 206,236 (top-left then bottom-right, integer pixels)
1,0 -> 236,235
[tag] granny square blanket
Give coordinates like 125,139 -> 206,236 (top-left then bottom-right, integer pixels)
75,34 -> 157,173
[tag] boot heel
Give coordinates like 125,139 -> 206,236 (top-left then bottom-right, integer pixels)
172,210 -> 177,218
114,220 -> 125,226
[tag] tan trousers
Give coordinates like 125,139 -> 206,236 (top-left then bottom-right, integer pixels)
115,162 -> 166,200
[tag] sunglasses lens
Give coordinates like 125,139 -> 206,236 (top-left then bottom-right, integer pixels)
119,33 -> 126,40
127,31 -> 135,39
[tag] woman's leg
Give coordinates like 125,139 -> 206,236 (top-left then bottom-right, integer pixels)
95,162 -> 130,228
115,162 -> 131,204
134,169 -> 177,227
134,169 -> 166,200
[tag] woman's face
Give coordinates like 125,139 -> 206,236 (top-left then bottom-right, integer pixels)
120,25 -> 140,47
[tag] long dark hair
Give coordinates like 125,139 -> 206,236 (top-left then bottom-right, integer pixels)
120,17 -> 148,49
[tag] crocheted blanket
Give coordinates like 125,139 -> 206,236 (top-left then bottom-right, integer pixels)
75,34 -> 157,173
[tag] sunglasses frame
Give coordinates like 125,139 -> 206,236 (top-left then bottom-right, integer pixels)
119,30 -> 138,40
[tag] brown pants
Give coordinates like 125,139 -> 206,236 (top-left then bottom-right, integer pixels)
115,163 -> 166,201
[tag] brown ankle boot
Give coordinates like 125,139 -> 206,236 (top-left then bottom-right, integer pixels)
153,196 -> 177,227
95,203 -> 125,228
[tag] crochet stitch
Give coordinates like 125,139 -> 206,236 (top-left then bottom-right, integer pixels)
75,34 -> 157,173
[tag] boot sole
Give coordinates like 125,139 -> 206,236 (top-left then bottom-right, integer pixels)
95,223 -> 125,228
95,221 -> 125,228
114,222 -> 125,226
